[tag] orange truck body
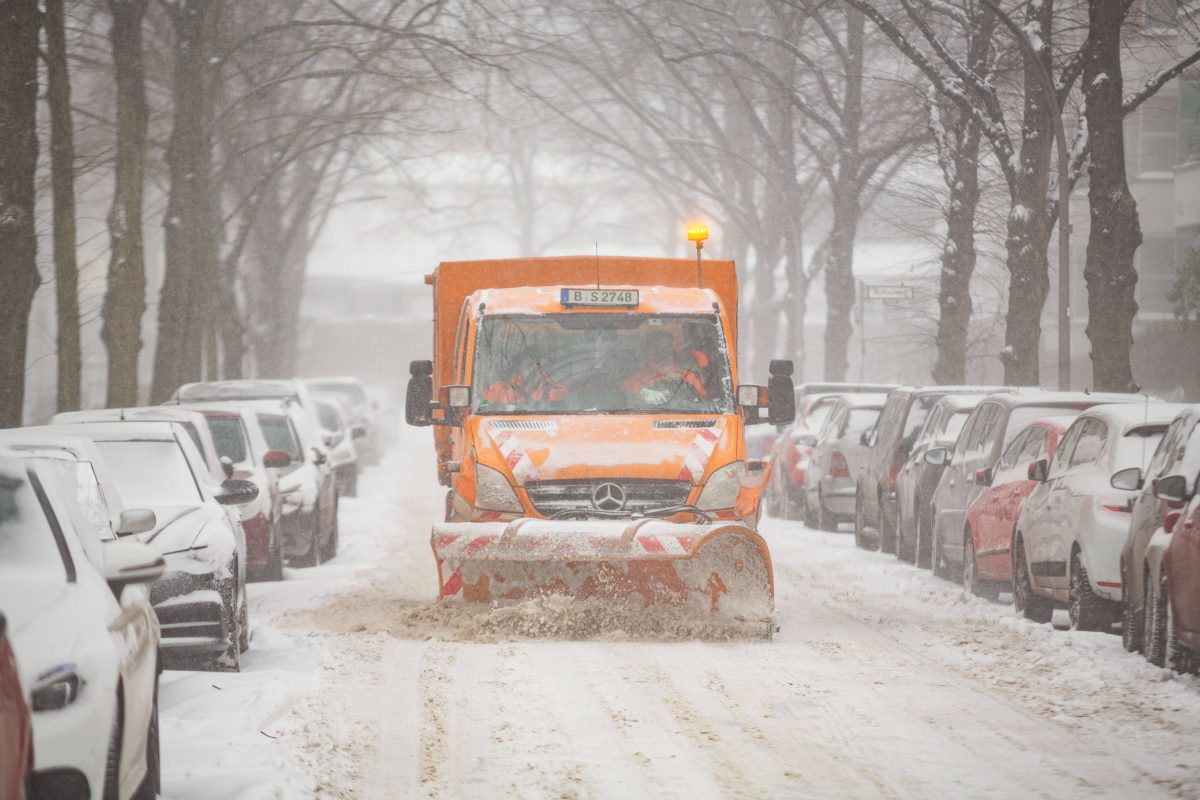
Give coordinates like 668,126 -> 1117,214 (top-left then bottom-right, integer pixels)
414,255 -> 779,631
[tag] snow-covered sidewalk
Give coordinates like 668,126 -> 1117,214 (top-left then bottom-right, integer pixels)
160,428 -> 1200,798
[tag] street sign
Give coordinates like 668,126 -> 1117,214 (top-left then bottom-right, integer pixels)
863,284 -> 914,300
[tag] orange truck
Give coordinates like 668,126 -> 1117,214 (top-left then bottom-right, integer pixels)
405,256 -> 795,632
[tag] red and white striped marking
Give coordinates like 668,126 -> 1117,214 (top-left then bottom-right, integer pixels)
433,531 -> 699,560
491,426 -> 537,483
679,425 -> 722,484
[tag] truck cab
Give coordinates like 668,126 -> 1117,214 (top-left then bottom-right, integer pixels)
406,257 -> 794,528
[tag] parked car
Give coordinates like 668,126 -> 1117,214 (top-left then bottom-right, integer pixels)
1013,403 -> 1179,629
1119,404 -> 1200,654
244,401 -> 339,566
35,422 -> 257,670
170,378 -> 319,414
803,394 -> 888,531
0,452 -> 164,800
0,611 -> 33,800
1149,478 -> 1200,672
961,416 -> 1072,598
895,394 -> 983,566
925,391 -> 1143,583
304,376 -> 379,464
794,381 -> 899,408
176,402 -> 291,581
764,393 -> 841,520
856,386 -> 1004,553
312,394 -> 362,498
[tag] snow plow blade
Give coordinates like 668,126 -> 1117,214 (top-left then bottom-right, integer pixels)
432,518 -> 774,629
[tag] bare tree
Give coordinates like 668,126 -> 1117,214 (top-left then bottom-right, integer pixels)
0,0 -> 41,427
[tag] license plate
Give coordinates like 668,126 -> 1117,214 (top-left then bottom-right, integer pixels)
560,288 -> 639,307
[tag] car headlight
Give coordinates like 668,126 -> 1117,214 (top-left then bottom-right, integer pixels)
697,461 -> 745,510
474,463 -> 523,513
32,664 -> 83,710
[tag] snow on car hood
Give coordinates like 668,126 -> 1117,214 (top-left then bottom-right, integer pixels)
475,415 -> 730,485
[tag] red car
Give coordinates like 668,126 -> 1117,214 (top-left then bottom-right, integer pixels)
0,612 -> 33,800
1158,487 -> 1200,673
962,416 -> 1071,597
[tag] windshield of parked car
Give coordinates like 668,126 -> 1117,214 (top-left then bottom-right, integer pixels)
0,470 -> 68,577
206,416 -> 249,465
95,440 -> 202,508
259,415 -> 303,461
472,313 -> 734,414
309,382 -> 367,409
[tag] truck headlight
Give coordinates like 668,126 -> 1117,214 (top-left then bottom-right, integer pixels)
697,461 -> 745,510
474,463 -> 523,513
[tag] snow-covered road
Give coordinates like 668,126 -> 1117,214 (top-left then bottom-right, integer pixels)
160,426 -> 1200,799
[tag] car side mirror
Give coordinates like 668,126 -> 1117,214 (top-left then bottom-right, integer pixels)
924,447 -> 948,467
974,467 -> 994,486
796,434 -> 818,448
116,508 -> 156,536
351,425 -> 367,440
263,449 -> 291,469
1154,474 -> 1190,504
406,360 -> 433,427
1110,467 -> 1143,492
311,447 -> 327,466
216,478 -> 259,506
220,455 -> 234,480
1027,459 -> 1048,482
103,539 -> 166,597
767,360 -> 796,426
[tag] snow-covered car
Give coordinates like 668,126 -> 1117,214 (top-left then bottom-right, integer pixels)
1119,404 -> 1200,654
925,391 -> 1143,583
175,403 -> 290,581
0,453 -> 164,800
244,401 -> 339,566
170,378 -> 320,415
37,421 -> 257,671
802,394 -> 887,531
764,393 -> 840,520
312,394 -> 361,497
0,611 -> 33,800
961,416 -> 1071,599
305,376 -> 379,464
1148,479 -> 1200,672
1013,403 -> 1179,630
894,394 -> 982,566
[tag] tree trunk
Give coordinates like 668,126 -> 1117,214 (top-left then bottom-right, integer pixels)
150,0 -> 223,402
822,8 -> 864,381
1082,0 -> 1140,392
0,0 -> 41,427
45,0 -> 80,412
932,109 -> 983,385
101,0 -> 148,408
1001,2 -> 1055,387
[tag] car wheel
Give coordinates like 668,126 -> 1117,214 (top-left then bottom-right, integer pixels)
931,520 -> 946,579
916,505 -> 933,569
803,492 -> 819,528
103,701 -> 121,800
215,578 -> 242,672
1013,535 -> 1052,623
346,468 -> 358,498
853,490 -> 875,548
896,506 -> 915,563
818,491 -> 838,532
962,528 -> 998,600
264,524 -> 285,581
321,495 -> 340,561
1120,562 -> 1143,653
1069,551 -> 1113,633
1145,574 -> 1168,666
132,688 -> 160,800
294,507 -> 323,568
238,580 -> 250,654
878,497 -> 897,555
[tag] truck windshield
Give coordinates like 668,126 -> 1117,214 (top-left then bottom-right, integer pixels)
472,313 -> 734,414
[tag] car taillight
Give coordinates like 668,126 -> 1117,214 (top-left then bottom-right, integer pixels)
1165,511 -> 1182,534
888,464 -> 901,485
830,451 -> 849,478
1100,498 -> 1132,514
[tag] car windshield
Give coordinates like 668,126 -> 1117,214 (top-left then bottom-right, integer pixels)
310,382 -> 367,409
259,415 -> 302,461
206,416 -> 249,465
472,313 -> 734,414
95,440 -> 202,507
0,469 -> 68,576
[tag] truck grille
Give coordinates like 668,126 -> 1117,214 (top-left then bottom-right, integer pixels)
525,479 -> 692,516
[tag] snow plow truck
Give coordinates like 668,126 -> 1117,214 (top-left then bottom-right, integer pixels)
405,256 -> 795,635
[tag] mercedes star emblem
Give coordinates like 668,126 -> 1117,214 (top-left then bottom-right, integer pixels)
591,482 -> 627,512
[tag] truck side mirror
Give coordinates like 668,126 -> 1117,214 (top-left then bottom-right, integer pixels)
406,360 -> 433,427
767,360 -> 795,426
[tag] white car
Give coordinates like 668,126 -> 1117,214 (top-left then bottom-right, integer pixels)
312,393 -> 362,497
1014,403 -> 1182,630
35,421 -> 257,671
0,452 -> 164,800
802,394 -> 888,531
